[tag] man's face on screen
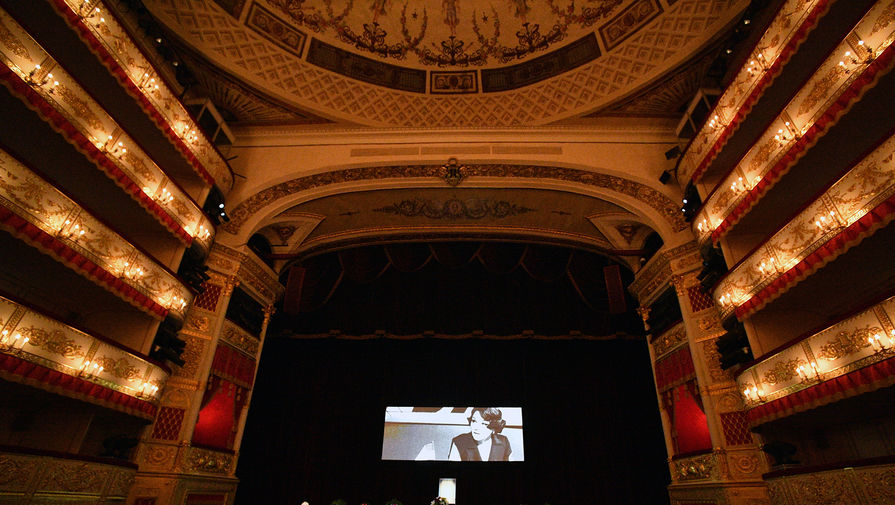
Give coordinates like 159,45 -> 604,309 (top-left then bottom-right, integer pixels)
469,411 -> 491,442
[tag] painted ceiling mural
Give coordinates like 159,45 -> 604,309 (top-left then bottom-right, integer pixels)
143,0 -> 748,125
257,0 -> 625,68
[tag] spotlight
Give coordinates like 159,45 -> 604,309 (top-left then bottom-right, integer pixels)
664,146 -> 681,160
659,170 -> 672,184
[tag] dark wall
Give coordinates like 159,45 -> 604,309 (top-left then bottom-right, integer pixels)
236,338 -> 670,505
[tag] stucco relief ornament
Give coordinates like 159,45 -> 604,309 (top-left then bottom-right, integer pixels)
441,157 -> 466,186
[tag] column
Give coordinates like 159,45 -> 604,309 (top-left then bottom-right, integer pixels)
630,243 -> 770,505
128,244 -> 283,505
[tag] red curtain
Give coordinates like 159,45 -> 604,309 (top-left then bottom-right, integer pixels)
210,344 -> 256,389
672,383 -> 712,454
192,376 -> 248,449
654,346 -> 696,391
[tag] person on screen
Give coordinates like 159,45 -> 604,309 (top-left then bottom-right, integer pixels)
448,407 -> 511,461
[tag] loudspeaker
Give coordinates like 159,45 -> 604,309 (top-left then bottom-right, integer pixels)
283,266 -> 306,315
604,264 -> 626,314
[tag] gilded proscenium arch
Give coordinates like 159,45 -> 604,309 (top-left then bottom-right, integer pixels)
219,164 -> 688,244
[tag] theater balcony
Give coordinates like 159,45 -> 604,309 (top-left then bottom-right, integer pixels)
0,10 -> 215,261
678,0 -> 879,194
0,446 -> 138,504
0,148 -> 193,352
0,0 -> 233,200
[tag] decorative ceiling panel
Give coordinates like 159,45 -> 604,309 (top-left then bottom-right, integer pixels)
142,0 -> 748,126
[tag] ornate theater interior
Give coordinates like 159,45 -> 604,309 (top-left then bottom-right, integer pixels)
1,0 -> 894,504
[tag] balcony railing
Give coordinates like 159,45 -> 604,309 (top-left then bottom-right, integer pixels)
50,0 -> 233,192
678,0 -> 831,184
737,294 -> 895,423
692,1 -> 895,245
713,131 -> 895,320
0,7 -> 214,250
0,148 -> 193,320
0,293 -> 168,418
0,446 -> 137,504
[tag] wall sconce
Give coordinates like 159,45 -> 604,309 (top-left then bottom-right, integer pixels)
838,41 -> 873,73
158,188 -> 174,205
80,360 -> 104,378
137,380 -> 160,399
168,295 -> 188,313
0,331 -> 28,352
110,141 -> 127,157
758,257 -> 777,275
76,2 -> 105,26
868,333 -> 891,352
814,210 -> 838,232
122,261 -> 145,281
26,65 -> 59,93
140,73 -> 160,93
743,385 -> 765,403
696,217 -> 710,234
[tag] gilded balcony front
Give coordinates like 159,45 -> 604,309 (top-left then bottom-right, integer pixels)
713,131 -> 895,320
678,0 -> 832,184
0,148 -> 194,320
0,293 -> 169,419
692,0 -> 895,245
50,0 -> 233,192
737,293 -> 895,426
0,7 -> 215,250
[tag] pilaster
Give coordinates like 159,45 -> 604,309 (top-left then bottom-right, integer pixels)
129,245 -> 283,505
632,243 -> 771,505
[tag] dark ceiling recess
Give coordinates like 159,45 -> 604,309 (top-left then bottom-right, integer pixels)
269,242 -> 644,338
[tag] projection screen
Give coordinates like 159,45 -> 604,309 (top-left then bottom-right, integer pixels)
382,407 -> 524,461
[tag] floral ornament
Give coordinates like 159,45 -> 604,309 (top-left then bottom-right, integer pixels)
430,498 -> 449,505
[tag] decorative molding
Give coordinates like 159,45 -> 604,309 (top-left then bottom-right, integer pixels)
246,3 -> 307,57
143,0 -> 745,126
221,320 -> 260,357
185,446 -> 235,475
0,449 -> 136,502
373,197 -> 535,220
669,451 -> 718,482
306,38 -> 427,93
210,244 -> 284,305
652,321 -> 687,359
0,149 -> 194,320
766,462 -> 895,505
598,0 -> 661,51
430,71 -> 478,94
629,242 -> 699,307
480,33 -> 600,92
221,164 -> 688,237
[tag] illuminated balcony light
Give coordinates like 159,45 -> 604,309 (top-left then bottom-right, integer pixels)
758,257 -> 776,274
814,210 -> 837,231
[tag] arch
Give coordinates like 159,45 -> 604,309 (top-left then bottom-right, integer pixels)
219,164 -> 689,248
